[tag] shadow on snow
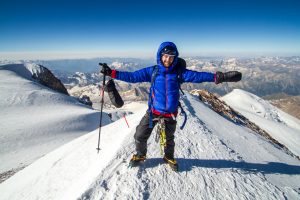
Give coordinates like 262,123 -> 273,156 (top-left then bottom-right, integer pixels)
145,158 -> 300,175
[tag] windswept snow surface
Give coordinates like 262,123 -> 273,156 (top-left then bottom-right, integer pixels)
0,64 -> 107,173
221,89 -> 300,158
0,92 -> 299,200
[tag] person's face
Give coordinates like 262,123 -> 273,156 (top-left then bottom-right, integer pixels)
161,54 -> 175,68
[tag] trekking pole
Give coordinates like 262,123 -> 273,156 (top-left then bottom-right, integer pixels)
96,63 -> 107,153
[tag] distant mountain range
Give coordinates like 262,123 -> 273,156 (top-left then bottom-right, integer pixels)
33,56 -> 299,100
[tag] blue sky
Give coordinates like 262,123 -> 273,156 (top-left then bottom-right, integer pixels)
1,0 -> 300,59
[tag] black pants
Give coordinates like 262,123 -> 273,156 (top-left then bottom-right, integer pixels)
134,112 -> 177,159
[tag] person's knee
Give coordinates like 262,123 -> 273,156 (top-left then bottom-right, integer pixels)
134,131 -> 143,141
166,138 -> 175,146
134,128 -> 150,142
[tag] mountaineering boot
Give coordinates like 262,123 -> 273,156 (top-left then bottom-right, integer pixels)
129,154 -> 146,168
163,156 -> 178,171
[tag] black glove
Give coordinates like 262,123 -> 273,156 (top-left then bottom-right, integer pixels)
215,71 -> 242,84
104,79 -> 124,108
99,63 -> 112,77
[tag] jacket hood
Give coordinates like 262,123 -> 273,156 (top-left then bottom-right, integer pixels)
156,41 -> 179,71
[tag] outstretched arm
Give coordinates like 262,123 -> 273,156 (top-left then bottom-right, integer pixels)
112,67 -> 153,83
182,69 -> 215,83
100,63 -> 153,83
182,69 -> 242,84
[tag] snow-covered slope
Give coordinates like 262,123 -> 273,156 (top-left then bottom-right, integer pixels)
221,89 -> 300,157
0,64 -> 109,174
0,92 -> 299,200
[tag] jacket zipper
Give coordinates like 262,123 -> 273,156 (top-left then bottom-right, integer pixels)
165,68 -> 168,111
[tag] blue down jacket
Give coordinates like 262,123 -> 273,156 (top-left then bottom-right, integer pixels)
113,42 -> 215,115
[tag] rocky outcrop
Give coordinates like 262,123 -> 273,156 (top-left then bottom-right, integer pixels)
27,64 -> 69,95
0,166 -> 26,184
78,95 -> 93,106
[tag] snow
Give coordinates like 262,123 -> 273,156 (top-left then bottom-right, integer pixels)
0,65 -> 300,199
221,89 -> 300,157
0,64 -> 108,173
0,102 -> 146,200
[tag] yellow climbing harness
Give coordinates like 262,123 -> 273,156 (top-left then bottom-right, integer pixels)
155,117 -> 167,155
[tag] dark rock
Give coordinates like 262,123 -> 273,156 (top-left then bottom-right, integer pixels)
78,95 -> 93,106
31,65 -> 69,95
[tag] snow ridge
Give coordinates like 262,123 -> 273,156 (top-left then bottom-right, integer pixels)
221,89 -> 300,157
1,65 -> 300,200
77,94 -> 300,200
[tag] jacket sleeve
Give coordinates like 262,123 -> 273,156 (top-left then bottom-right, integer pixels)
112,66 -> 153,83
182,69 -> 216,83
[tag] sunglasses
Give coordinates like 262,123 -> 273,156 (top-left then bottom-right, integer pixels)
161,46 -> 177,56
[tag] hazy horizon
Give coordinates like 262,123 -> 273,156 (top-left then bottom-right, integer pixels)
1,50 -> 300,61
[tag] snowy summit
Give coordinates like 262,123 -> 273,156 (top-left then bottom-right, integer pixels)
0,64 -> 300,200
